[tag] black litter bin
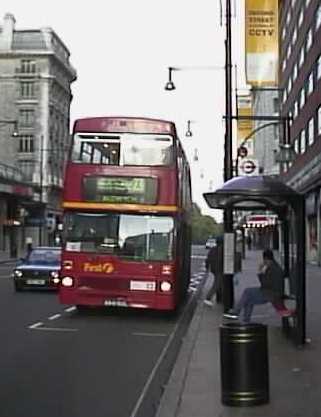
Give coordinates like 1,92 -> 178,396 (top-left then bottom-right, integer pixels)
220,322 -> 269,406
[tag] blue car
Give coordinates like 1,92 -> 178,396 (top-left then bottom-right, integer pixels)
12,246 -> 61,291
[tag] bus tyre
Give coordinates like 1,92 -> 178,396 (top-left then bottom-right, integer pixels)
76,305 -> 89,313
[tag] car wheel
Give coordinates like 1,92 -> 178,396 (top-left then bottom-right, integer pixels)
14,281 -> 23,292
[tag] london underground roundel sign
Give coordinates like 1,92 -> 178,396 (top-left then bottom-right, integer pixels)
240,158 -> 257,175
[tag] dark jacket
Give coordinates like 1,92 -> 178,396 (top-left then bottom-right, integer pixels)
205,244 -> 223,275
258,259 -> 284,302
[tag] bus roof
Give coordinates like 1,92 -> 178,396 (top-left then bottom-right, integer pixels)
73,117 -> 176,136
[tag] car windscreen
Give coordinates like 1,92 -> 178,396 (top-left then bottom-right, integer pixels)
28,250 -> 61,265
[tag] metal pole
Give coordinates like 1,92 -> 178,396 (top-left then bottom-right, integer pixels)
223,0 -> 234,311
38,135 -> 43,245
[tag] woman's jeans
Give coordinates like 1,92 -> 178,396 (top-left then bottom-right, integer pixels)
234,287 -> 268,322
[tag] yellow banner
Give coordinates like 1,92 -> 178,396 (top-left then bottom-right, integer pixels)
237,95 -> 253,156
245,0 -> 279,86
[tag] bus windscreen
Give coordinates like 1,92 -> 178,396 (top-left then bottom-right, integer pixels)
64,212 -> 174,261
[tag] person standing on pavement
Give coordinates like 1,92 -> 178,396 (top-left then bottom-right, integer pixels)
246,234 -> 252,250
223,248 -> 292,322
204,236 -> 224,306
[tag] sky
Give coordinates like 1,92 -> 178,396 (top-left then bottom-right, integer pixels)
1,0 -> 247,222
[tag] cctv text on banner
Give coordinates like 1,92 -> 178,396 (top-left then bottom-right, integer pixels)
245,0 -> 279,86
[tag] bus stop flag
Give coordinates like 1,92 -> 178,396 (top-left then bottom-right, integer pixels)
245,0 -> 279,86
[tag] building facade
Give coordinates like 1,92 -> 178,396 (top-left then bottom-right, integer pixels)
279,0 -> 321,264
252,89 -> 281,176
0,13 -> 77,258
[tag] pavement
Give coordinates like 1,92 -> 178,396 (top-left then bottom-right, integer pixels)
156,249 -> 321,417
0,253 -> 16,264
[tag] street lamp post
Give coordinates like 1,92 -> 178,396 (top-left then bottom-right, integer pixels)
222,0 -> 234,311
38,135 -> 44,245
232,116 -> 296,175
185,120 -> 194,137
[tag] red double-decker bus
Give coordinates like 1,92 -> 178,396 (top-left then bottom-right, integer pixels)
59,117 -> 192,311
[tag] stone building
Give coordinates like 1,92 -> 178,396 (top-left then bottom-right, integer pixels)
251,88 -> 280,176
0,13 -> 77,257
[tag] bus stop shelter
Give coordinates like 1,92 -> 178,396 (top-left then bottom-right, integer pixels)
203,175 -> 306,346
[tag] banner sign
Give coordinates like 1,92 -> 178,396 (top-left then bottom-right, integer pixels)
237,95 -> 254,157
245,0 -> 279,86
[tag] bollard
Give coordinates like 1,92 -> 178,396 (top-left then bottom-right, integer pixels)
220,322 -> 269,406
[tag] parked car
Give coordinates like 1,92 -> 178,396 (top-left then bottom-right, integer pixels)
12,246 -> 61,291
205,238 -> 217,249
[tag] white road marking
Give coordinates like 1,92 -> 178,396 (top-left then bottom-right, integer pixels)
30,326 -> 78,332
48,314 -> 61,321
132,332 -> 167,337
191,255 -> 206,259
28,322 -> 43,329
64,306 -> 77,313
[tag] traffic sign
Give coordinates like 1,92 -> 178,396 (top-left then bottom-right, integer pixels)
238,146 -> 248,158
239,158 -> 258,176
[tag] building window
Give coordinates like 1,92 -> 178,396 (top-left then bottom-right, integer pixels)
20,82 -> 35,98
19,60 -> 36,74
287,44 -> 292,60
18,160 -> 34,182
316,5 -> 321,31
308,117 -> 314,146
293,63 -> 298,81
317,55 -> 321,80
294,137 -> 299,154
292,26 -> 297,45
298,9 -> 304,27
18,135 -> 34,153
273,97 -> 279,113
299,47 -> 305,68
307,72 -> 314,95
299,87 -> 305,109
306,29 -> 313,52
300,129 -> 306,154
318,106 -> 321,135
286,11 -> 291,27
294,100 -> 299,118
19,109 -> 35,127
287,77 -> 292,94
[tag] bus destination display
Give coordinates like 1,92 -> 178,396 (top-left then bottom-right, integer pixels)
83,176 -> 157,204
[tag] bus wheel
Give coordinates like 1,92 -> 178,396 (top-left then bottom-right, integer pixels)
76,305 -> 89,313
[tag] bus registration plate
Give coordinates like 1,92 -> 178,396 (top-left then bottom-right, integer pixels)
104,299 -> 128,307
130,281 -> 156,291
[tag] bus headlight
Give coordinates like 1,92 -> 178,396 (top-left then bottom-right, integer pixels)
160,281 -> 172,292
13,270 -> 23,278
61,276 -> 74,287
